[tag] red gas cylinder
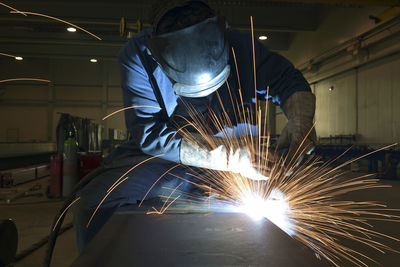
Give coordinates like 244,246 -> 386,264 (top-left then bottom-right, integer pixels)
79,153 -> 102,179
49,155 -> 63,197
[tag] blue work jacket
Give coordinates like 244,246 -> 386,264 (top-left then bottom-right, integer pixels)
118,28 -> 311,163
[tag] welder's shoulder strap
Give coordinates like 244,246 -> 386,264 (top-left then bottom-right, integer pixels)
118,30 -> 168,119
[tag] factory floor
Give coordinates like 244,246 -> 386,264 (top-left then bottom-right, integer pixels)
0,177 -> 78,267
1,172 -> 400,266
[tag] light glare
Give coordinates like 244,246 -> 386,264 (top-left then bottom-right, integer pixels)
90,58 -> 98,63
237,189 -> 294,235
259,35 -> 268,41
197,73 -> 211,84
67,27 -> 77,32
15,56 -> 23,61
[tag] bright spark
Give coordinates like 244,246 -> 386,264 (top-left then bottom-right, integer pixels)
0,2 -> 27,16
53,197 -> 81,231
236,189 -> 294,235
0,78 -> 50,83
102,105 -> 162,121
10,11 -> 102,40
0,52 -> 17,59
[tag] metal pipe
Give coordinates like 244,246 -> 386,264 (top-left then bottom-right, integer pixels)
298,15 -> 400,72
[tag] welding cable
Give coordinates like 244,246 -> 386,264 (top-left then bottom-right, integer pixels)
13,222 -> 73,263
42,166 -> 106,267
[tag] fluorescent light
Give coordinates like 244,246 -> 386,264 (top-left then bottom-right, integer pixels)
90,58 -> 98,63
67,27 -> 77,32
258,35 -> 268,41
15,56 -> 23,61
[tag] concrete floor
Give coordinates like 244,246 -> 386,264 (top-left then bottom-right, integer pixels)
339,179 -> 400,267
0,177 -> 78,267
1,173 -> 400,266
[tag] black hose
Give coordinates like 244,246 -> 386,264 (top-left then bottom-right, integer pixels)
42,166 -> 105,267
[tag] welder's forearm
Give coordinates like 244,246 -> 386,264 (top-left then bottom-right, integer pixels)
132,121 -> 183,163
179,138 -> 228,170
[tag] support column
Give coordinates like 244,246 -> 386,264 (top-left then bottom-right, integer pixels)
355,67 -> 359,141
47,58 -> 56,141
102,60 -> 109,139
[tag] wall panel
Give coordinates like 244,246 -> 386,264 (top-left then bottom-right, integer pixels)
0,106 -> 48,142
0,58 -> 126,144
0,58 -> 49,79
358,54 -> 400,144
313,53 -> 400,145
314,70 -> 357,138
55,86 -> 103,102
2,84 -> 48,101
108,86 -> 123,103
108,61 -> 121,85
53,59 -> 102,85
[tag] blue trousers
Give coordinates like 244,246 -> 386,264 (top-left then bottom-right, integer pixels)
72,150 -> 201,252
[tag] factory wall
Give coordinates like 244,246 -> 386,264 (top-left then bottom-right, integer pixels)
313,53 -> 400,144
0,57 -> 125,143
279,6 -> 400,145
282,6 -> 386,67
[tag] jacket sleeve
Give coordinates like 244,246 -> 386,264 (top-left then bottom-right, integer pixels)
254,38 -> 311,106
229,29 -> 311,107
118,38 -> 182,163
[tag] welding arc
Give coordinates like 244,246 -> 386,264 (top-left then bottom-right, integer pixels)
0,2 -> 26,16
0,78 -> 51,83
10,11 -> 102,40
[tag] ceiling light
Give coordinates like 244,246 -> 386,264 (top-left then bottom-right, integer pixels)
329,86 -> 334,91
259,35 -> 268,41
90,58 -> 98,63
67,27 -> 77,32
15,56 -> 23,61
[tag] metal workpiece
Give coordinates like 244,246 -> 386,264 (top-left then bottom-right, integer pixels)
73,208 -> 328,266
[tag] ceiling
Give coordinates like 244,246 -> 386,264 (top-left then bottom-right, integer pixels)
0,0 -> 398,60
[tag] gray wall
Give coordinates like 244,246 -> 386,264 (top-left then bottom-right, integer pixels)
282,6 -> 386,67
279,6 -> 400,145
0,57 -> 125,143
313,54 -> 400,144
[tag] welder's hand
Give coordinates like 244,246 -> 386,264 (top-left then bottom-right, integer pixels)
226,146 -> 270,181
180,138 -> 274,180
277,91 -> 317,162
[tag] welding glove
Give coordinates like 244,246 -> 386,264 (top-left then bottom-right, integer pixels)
180,138 -> 269,181
276,91 -> 317,162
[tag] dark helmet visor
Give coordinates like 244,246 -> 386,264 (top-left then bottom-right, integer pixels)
146,16 -> 230,97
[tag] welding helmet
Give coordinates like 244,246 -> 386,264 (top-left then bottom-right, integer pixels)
146,16 -> 230,98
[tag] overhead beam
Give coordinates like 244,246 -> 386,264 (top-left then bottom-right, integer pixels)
232,0 -> 400,6
1,1 -> 324,32
10,0 -> 400,6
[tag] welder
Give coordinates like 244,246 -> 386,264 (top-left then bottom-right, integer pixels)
72,0 -> 316,252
